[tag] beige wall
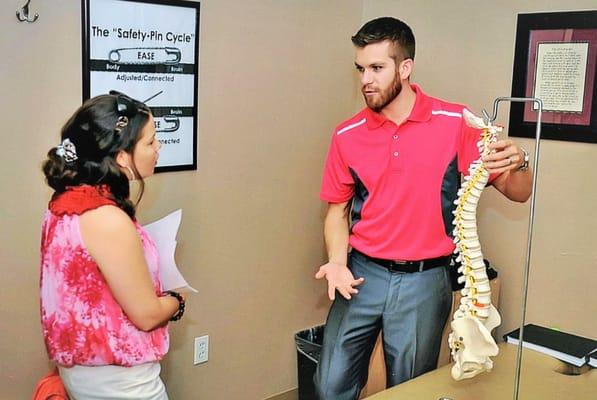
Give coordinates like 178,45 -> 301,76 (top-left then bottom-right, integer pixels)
362,0 -> 597,339
158,1 -> 363,398
1,1 -> 85,398
2,1 -> 596,399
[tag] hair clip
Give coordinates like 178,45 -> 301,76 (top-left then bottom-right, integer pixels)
109,90 -> 151,127
110,90 -> 138,117
115,115 -> 129,133
56,138 -> 78,163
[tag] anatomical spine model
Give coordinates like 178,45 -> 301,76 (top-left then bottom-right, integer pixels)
448,109 -> 502,380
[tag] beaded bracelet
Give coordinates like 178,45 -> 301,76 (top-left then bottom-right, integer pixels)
164,290 -> 185,321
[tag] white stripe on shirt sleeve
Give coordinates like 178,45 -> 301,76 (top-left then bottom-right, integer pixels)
431,110 -> 462,118
336,118 -> 366,135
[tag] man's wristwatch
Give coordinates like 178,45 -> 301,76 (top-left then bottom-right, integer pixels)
517,147 -> 530,171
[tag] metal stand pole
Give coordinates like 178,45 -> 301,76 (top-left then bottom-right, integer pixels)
485,97 -> 543,400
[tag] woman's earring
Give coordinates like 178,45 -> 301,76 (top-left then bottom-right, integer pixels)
125,165 -> 136,180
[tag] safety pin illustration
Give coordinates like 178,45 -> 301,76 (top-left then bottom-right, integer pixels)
108,47 -> 181,65
156,115 -> 180,133
16,0 -> 39,23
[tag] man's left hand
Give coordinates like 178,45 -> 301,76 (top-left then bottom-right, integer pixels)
482,139 -> 525,174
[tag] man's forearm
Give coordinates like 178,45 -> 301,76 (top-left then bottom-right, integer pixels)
324,203 -> 350,265
493,169 -> 533,202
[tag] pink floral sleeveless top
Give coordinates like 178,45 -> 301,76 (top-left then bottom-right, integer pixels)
39,185 -> 169,367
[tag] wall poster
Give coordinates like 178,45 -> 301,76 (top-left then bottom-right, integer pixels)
509,11 -> 597,143
82,0 -> 200,172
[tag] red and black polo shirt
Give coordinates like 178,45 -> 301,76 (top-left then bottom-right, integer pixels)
321,85 -> 496,260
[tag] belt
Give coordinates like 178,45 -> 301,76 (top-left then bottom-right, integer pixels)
352,249 -> 451,273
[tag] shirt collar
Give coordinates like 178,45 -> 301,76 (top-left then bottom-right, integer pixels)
364,84 -> 433,129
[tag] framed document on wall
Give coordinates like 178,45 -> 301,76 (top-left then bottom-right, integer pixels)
509,11 -> 597,143
82,0 -> 201,172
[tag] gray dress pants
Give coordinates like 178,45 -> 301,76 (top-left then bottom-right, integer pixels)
314,250 -> 452,400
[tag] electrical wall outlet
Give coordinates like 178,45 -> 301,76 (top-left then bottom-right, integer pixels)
194,335 -> 209,365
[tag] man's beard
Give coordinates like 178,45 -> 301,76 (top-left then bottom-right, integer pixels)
363,74 -> 402,112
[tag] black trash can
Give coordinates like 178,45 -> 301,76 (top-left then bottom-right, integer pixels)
295,325 -> 324,400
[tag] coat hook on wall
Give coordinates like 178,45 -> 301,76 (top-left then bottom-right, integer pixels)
16,0 -> 39,23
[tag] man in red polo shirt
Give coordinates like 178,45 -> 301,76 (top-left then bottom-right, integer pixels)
314,17 -> 532,399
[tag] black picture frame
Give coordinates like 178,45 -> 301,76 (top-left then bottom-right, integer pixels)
509,10 -> 597,143
81,0 -> 200,172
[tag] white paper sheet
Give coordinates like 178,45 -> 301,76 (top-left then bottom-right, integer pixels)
143,209 -> 197,293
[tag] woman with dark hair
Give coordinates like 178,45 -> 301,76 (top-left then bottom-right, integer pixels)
40,91 -> 185,399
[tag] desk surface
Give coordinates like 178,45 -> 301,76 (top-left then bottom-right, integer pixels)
365,343 -> 596,400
